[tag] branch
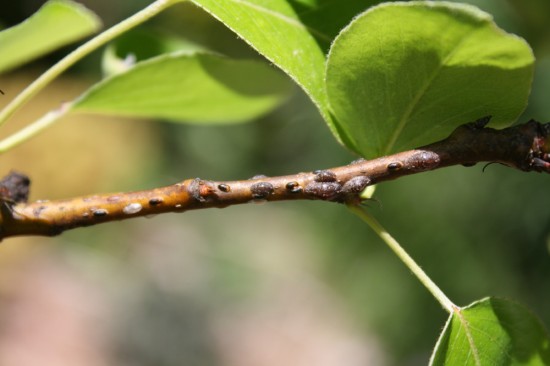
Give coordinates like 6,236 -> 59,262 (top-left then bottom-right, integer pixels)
1,118 -> 549,240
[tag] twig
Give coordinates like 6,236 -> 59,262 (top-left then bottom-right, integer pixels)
1,118 -> 548,240
348,204 -> 457,313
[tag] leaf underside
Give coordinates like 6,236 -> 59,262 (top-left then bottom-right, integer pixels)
72,52 -> 292,124
101,28 -> 208,77
188,0 -> 375,140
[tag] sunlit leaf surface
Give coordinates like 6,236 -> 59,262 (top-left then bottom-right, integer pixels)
326,2 -> 534,158
431,298 -> 550,365
0,0 -> 101,74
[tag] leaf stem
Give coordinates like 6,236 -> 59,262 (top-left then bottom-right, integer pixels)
0,0 -> 185,130
348,204 -> 456,313
0,104 -> 70,153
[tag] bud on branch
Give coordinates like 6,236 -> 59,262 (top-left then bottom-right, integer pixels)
0,118 -> 548,240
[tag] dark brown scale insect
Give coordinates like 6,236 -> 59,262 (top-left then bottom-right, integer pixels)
342,176 -> 371,194
285,181 -> 302,194
149,197 -> 164,206
92,208 -> 108,217
387,162 -> 403,171
250,182 -> 274,199
304,182 -> 342,201
313,170 -> 337,182
218,184 -> 231,193
406,151 -> 441,171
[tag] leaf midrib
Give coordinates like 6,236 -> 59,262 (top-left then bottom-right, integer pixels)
382,26 -> 483,155
456,308 -> 482,365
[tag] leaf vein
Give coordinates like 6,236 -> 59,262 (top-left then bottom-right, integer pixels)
456,308 -> 482,366
383,26 -> 483,155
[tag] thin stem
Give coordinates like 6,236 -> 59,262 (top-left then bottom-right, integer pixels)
0,119 -> 548,239
0,0 -> 185,130
348,204 -> 456,313
0,104 -> 70,153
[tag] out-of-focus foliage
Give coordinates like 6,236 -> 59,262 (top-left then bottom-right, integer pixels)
0,0 -> 100,74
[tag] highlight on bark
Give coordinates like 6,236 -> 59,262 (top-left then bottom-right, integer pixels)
0,118 -> 548,240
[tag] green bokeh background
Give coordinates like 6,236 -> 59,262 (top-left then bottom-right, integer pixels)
0,1 -> 548,365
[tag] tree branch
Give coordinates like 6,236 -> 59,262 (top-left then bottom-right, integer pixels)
1,118 -> 548,240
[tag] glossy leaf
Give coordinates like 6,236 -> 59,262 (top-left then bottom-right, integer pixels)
189,0 -> 374,140
72,52 -> 292,124
431,298 -> 550,365
326,2 -> 535,158
0,0 -> 101,74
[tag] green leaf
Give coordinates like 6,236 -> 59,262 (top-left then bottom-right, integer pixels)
284,0 -> 381,50
0,0 -> 101,74
188,0 -> 373,140
430,298 -> 550,365
101,29 -> 208,76
72,52 -> 292,124
326,1 -> 535,158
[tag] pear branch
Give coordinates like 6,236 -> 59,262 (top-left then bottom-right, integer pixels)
1,118 -> 548,240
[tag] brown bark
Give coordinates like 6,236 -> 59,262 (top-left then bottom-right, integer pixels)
1,118 -> 548,240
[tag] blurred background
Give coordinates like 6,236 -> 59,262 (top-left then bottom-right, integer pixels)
0,0 -> 549,365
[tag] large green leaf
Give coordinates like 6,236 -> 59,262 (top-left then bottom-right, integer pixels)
430,298 -> 550,365
72,52 -> 292,124
326,2 -> 535,158
0,0 -> 101,74
188,0 -> 374,139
